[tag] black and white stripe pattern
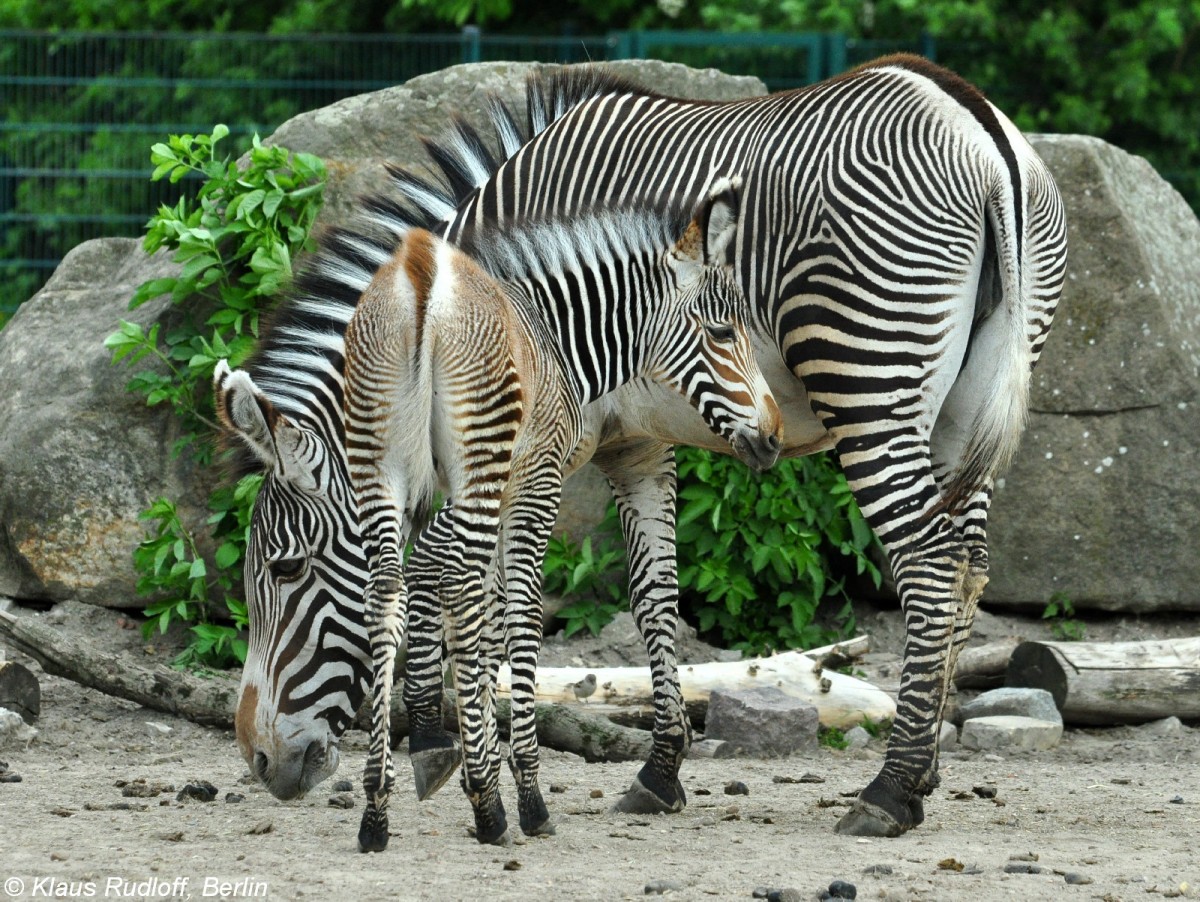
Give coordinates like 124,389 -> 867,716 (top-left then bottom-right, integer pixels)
221,54 -> 1066,839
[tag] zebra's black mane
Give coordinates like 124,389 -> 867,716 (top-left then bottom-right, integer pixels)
229,65 -> 644,480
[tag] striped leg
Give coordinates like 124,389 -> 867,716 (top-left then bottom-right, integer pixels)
436,506 -> 510,846
831,428 -> 969,837
498,477 -> 562,836
404,515 -> 462,801
596,442 -> 690,815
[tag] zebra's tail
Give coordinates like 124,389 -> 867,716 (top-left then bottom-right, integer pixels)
938,171 -> 1034,516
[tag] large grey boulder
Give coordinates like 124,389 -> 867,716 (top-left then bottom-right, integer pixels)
0,239 -> 207,607
0,62 -> 764,608
986,135 -> 1200,613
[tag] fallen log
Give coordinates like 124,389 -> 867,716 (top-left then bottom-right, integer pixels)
0,604 -> 237,727
954,638 -> 1022,690
496,641 -> 895,730
1006,637 -> 1200,725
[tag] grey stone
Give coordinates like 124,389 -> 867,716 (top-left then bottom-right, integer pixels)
938,719 -> 959,750
688,738 -> 735,759
0,240 -> 213,607
703,687 -> 819,756
843,725 -> 871,749
1137,715 -> 1185,738
988,135 -> 1200,613
956,687 -> 1062,727
960,715 -> 1063,752
0,707 -> 37,746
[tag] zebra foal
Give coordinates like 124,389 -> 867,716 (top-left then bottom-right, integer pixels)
216,177 -> 782,850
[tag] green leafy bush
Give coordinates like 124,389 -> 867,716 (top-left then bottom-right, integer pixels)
543,448 -> 882,655
675,448 -> 880,655
106,126 -> 325,669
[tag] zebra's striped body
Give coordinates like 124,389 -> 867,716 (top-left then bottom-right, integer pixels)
217,181 -> 782,849
225,54 -> 1066,839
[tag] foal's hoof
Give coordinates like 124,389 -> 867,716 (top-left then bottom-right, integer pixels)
357,808 -> 390,853
611,775 -> 686,815
834,800 -> 907,838
411,744 -> 461,801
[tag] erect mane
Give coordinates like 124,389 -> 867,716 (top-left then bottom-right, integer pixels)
225,64 -> 666,480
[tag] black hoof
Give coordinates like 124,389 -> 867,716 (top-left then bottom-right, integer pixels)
907,793 -> 925,827
834,801 -> 907,837
473,808 -> 511,846
411,744 -> 461,801
357,807 -> 390,853
518,791 -> 555,837
611,774 -> 686,815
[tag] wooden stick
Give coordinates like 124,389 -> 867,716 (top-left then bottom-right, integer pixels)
1006,637 -> 1200,725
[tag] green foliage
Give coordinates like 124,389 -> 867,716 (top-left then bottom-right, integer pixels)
675,448 -> 880,655
104,125 -> 325,463
543,532 -> 626,637
1042,590 -> 1086,642
134,475 -> 260,669
818,726 -> 849,750
107,127 -> 325,670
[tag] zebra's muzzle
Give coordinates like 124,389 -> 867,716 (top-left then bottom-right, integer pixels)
732,428 -> 782,473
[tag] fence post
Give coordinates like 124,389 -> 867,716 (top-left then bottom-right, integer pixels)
920,31 -> 937,62
824,33 -> 846,79
461,25 -> 482,64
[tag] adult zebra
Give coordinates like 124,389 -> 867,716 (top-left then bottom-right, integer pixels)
233,54 -> 1066,839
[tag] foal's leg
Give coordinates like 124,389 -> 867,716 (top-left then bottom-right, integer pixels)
594,440 -> 691,815
498,474 -> 563,836
404,512 -> 461,801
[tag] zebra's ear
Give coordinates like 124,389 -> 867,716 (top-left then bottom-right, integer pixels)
213,360 -> 326,495
695,175 -> 743,264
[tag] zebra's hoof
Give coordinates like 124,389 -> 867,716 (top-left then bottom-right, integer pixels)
518,790 -> 555,836
611,774 -> 686,815
473,817 -> 512,846
834,801 -> 907,838
411,745 -> 461,801
357,810 -> 390,853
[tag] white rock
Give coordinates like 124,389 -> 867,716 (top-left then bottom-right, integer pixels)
0,706 -> 37,746
938,719 -> 958,750
961,715 -> 1062,752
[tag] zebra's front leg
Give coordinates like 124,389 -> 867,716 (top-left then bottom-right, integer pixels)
403,511 -> 462,802
358,556 -> 409,853
596,443 -> 689,815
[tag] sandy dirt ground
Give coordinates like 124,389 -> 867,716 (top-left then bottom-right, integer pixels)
1,602 -> 1198,902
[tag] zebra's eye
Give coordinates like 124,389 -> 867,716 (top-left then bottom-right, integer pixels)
268,556 -> 306,582
705,322 -> 737,343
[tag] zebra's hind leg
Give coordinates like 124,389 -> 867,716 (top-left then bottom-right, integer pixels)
596,443 -> 689,815
498,484 -> 562,836
404,513 -> 462,802
828,430 -> 969,838
437,513 -> 510,846
357,556 -> 409,853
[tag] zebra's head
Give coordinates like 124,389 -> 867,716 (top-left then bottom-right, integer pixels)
650,176 -> 783,472
213,360 -> 371,800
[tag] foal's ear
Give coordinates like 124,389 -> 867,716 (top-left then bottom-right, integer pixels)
694,175 -> 743,264
212,360 -> 327,495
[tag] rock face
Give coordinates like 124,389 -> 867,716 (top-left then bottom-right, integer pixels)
0,240 -> 209,608
986,135 -> 1200,613
0,62 -> 765,608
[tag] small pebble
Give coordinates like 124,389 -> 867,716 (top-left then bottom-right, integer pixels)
0,772 -> 23,783
246,821 -> 273,835
644,878 -> 683,894
225,792 -> 244,803
49,852 -> 67,861
503,860 -> 521,872
862,865 -> 893,876
766,889 -> 803,902
1008,852 -> 1039,862
724,780 -> 749,796
176,781 -> 218,802
332,779 -> 354,792
328,792 -> 355,809
1064,873 -> 1093,885
827,880 -> 857,899
1170,795 -> 1184,804
1003,863 -> 1043,874
972,784 -> 997,799
549,783 -> 568,794
752,888 -> 770,899
589,789 -> 604,799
